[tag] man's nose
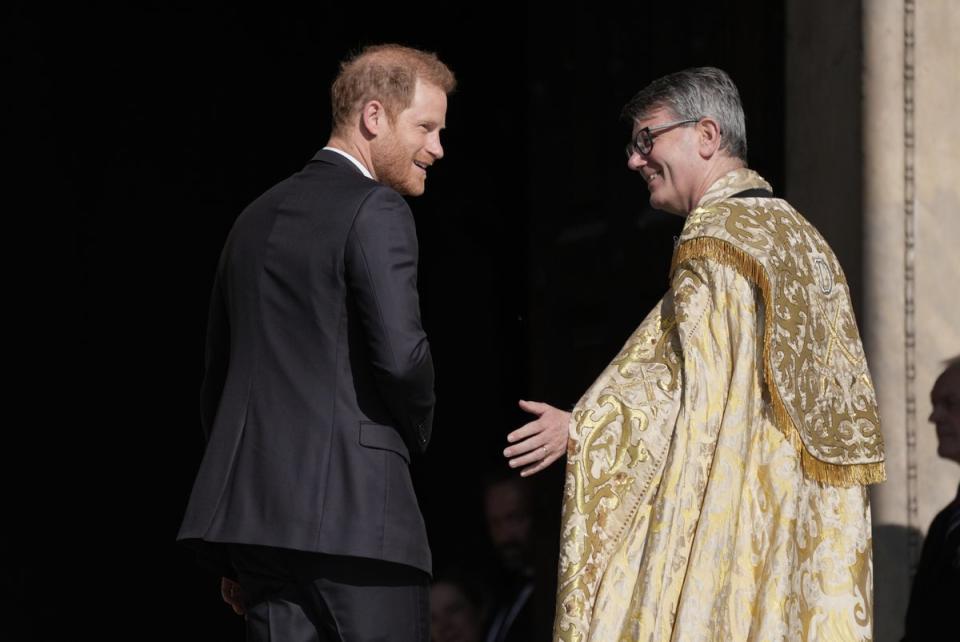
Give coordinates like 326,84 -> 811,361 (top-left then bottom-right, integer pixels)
627,151 -> 646,171
427,133 -> 444,160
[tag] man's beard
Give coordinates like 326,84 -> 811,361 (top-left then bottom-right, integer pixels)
496,542 -> 530,574
372,133 -> 422,196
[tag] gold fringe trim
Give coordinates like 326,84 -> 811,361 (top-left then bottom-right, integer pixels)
671,237 -> 886,487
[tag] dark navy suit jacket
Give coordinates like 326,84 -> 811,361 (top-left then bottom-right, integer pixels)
179,149 -> 435,575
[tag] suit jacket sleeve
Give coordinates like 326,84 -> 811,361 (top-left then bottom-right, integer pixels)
200,270 -> 229,441
344,186 -> 435,451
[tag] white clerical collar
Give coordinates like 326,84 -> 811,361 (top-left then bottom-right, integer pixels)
322,146 -> 373,179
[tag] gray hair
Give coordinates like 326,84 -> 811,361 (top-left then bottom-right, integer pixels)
622,67 -> 748,162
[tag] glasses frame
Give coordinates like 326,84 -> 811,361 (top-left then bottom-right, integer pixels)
626,118 -> 701,158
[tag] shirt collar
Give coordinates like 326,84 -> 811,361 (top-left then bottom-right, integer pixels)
322,146 -> 373,179
695,168 -> 773,209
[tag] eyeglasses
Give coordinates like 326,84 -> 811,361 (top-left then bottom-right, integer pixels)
625,118 -> 700,158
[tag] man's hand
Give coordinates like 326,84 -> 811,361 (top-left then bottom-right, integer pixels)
503,400 -> 570,477
221,577 -> 246,615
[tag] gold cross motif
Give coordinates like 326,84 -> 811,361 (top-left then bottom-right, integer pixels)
635,367 -> 660,418
815,298 -> 861,396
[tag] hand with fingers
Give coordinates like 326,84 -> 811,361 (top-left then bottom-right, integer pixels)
503,399 -> 571,477
221,577 -> 246,615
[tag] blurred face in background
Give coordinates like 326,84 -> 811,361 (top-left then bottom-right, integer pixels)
484,480 -> 533,573
930,364 -> 960,464
430,581 -> 482,642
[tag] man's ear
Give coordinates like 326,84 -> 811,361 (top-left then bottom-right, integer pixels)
361,100 -> 387,136
697,117 -> 723,159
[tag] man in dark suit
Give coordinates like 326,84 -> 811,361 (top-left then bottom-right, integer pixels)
179,44 -> 455,641
904,356 -> 960,640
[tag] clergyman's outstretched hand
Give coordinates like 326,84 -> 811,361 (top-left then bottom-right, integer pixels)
503,399 -> 570,477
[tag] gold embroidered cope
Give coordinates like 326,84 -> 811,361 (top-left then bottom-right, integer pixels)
553,169 -> 882,641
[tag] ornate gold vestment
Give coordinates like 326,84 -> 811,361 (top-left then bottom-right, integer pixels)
553,169 -> 884,641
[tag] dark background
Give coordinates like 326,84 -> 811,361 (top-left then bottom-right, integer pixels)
8,2 -> 783,639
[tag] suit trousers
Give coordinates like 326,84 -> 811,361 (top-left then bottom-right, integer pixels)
229,544 -> 429,642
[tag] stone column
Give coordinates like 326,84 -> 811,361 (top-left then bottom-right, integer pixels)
788,1 -> 960,640
865,1 -> 960,639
